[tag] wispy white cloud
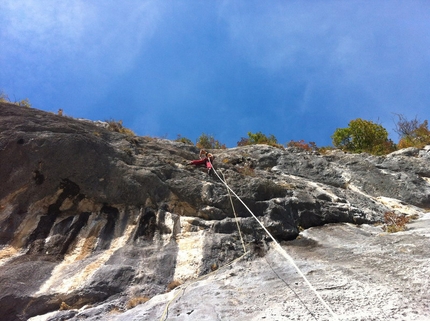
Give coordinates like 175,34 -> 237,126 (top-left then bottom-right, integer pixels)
1,1 -> 94,63
218,1 -> 430,117
0,0 -> 163,108
1,0 -> 161,68
1,1 -> 429,145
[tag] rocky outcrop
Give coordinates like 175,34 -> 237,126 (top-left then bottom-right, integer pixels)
0,102 -> 429,320
102,217 -> 430,321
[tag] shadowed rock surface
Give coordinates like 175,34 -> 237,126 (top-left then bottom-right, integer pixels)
0,102 -> 429,320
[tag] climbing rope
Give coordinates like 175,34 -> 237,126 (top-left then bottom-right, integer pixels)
159,161 -> 249,321
264,254 -> 319,321
159,251 -> 250,321
220,171 -> 247,254
211,162 -> 339,321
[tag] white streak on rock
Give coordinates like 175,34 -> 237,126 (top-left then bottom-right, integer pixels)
173,221 -> 205,281
36,209 -> 136,295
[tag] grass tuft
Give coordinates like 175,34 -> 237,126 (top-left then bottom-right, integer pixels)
383,211 -> 409,233
167,280 -> 182,292
106,119 -> 135,136
126,296 -> 150,310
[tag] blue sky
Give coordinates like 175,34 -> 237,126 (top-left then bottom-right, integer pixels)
1,1 -> 429,147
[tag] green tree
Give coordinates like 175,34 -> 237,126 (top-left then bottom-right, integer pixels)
332,118 -> 396,155
196,133 -> 226,149
237,131 -> 279,147
394,114 -> 430,149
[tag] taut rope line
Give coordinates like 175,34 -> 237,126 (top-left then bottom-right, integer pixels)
220,171 -> 247,254
264,254 -> 319,321
211,162 -> 339,321
159,251 -> 250,321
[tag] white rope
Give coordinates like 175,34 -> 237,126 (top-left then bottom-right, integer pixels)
211,163 -> 339,321
159,251 -> 250,321
220,171 -> 247,254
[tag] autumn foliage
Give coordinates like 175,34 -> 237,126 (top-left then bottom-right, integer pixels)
287,140 -> 317,152
395,114 -> 430,149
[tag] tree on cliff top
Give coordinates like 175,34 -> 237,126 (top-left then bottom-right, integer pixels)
332,118 -> 396,155
237,131 -> 281,148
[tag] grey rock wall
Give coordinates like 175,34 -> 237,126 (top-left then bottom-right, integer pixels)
0,102 -> 429,320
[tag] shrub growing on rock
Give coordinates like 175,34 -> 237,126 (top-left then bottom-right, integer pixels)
332,118 -> 396,155
126,296 -> 150,309
167,280 -> 182,292
106,119 -> 135,136
175,134 -> 193,145
237,164 -> 255,176
0,91 -> 7,102
196,133 -> 226,149
0,90 -> 32,107
237,131 -> 281,148
383,211 -> 409,233
287,140 -> 317,152
395,114 -> 430,149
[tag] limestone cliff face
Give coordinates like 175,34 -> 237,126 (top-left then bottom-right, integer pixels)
0,102 -> 429,321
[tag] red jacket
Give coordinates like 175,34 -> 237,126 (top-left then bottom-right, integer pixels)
190,157 -> 213,169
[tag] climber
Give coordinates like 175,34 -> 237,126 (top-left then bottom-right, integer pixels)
198,149 -> 207,159
188,150 -> 215,175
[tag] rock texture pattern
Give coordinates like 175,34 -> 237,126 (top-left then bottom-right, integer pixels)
0,102 -> 429,320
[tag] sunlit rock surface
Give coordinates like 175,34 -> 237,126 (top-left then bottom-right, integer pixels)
1,102 -> 429,321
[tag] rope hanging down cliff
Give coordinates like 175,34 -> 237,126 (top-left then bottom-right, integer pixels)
220,171 -> 246,254
210,159 -> 340,321
159,251 -> 250,321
